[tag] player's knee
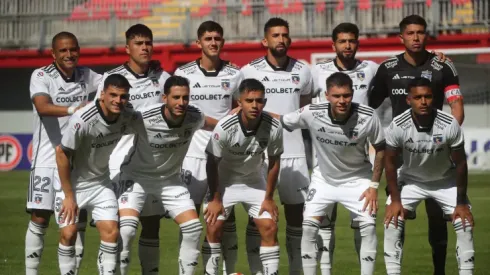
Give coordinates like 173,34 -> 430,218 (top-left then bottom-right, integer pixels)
359,222 -> 377,247
205,222 -> 224,242
120,217 -> 139,242
60,225 -> 78,244
140,216 -> 160,239
258,220 -> 278,244
31,209 -> 51,225
98,222 -> 119,243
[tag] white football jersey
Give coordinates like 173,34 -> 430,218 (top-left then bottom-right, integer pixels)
174,59 -> 243,159
385,109 -> 464,183
281,102 -> 385,185
311,59 -> 379,105
206,112 -> 283,185
30,64 -> 102,168
121,104 -> 205,181
95,64 -> 171,170
60,100 -> 143,189
241,57 -> 313,158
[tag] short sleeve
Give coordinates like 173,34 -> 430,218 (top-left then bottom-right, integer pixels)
30,70 -> 50,99
301,67 -> 314,96
368,64 -> 389,109
173,68 -> 184,77
441,60 -> 462,104
385,122 -> 401,149
233,71 -> 245,99
61,116 -> 85,152
88,69 -> 103,94
267,124 -> 284,157
280,105 -> 311,132
95,73 -> 108,100
447,119 -> 464,150
197,110 -> 206,130
310,65 -> 322,97
127,111 -> 146,135
368,112 -> 386,147
205,124 -> 228,158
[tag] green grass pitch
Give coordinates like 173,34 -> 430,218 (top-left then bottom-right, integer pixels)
0,171 -> 488,274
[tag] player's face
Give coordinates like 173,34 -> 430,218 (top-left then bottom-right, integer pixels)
326,85 -> 353,116
101,86 -> 130,115
262,26 -> 291,58
407,86 -> 433,115
126,35 -> 153,65
238,90 -> 267,120
51,38 -> 80,71
197,31 -> 224,58
333,32 -> 358,60
400,24 -> 427,53
163,85 -> 190,117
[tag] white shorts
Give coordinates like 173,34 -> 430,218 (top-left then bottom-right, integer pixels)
182,157 -> 208,205
203,182 -> 273,221
264,157 -> 309,205
54,181 -> 118,228
26,167 -> 56,211
386,178 -> 470,216
118,174 -> 195,219
304,172 -> 376,224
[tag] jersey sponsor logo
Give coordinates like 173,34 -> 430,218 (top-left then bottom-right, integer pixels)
91,137 -> 121,148
175,190 -> 190,198
229,149 -> 264,156
312,111 -> 325,118
0,135 -> 23,171
221,79 -> 231,91
353,84 -> 368,90
391,89 -> 407,95
150,140 -> 189,149
130,91 -> 160,101
148,117 -> 164,125
384,60 -> 398,69
190,94 -> 230,100
431,60 -> 443,71
404,146 -> 444,154
357,72 -> 365,81
421,70 -> 432,81
265,87 -> 300,94
434,120 -> 448,130
253,62 -> 267,70
55,95 -> 88,104
292,74 -> 300,84
316,136 -> 356,147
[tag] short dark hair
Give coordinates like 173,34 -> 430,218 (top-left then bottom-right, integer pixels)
51,32 -> 79,49
264,17 -> 289,35
399,15 -> 427,33
407,77 -> 432,93
326,72 -> 353,91
103,74 -> 132,92
197,21 -> 224,39
332,23 -> 359,41
238,78 -> 265,95
125,24 -> 153,43
163,75 -> 190,95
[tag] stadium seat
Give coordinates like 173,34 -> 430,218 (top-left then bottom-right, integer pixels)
68,0 -> 162,21
315,0 -> 345,12
385,0 -> 403,9
265,0 -> 304,14
358,0 -> 371,10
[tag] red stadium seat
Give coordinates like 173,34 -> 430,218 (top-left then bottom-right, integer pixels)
266,0 -> 304,14
385,0 -> 403,9
68,0 -> 160,21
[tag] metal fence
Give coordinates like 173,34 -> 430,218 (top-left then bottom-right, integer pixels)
0,0 -> 489,49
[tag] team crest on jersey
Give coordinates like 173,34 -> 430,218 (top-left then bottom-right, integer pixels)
349,128 -> 359,139
34,195 -> 43,204
421,70 -> 432,81
292,74 -> 300,84
80,82 -> 86,90
221,79 -> 231,91
356,72 -> 365,81
120,195 -> 128,204
151,77 -> 159,87
213,133 -> 220,140
433,135 -> 443,144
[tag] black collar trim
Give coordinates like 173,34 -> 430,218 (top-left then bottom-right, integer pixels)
328,103 -> 355,125
238,110 -> 262,137
124,62 -> 148,79
53,62 -> 75,83
96,99 -> 118,125
333,58 -> 361,71
411,109 -> 436,132
161,105 -> 184,128
264,55 -> 290,71
196,58 -> 225,77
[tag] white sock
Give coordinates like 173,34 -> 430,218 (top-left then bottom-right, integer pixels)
286,225 -> 302,275
260,246 -> 280,275
202,241 -> 221,275
359,223 -> 377,275
222,221 -> 238,274
302,218 -> 320,275
97,241 -> 118,275
119,216 -> 139,275
317,224 -> 335,275
384,218 -> 405,275
453,218 -> 474,275
25,221 -> 47,275
58,243 -> 76,275
179,219 -> 202,275
139,238 -> 160,274
75,222 -> 86,275
246,223 -> 263,274
353,227 -> 362,259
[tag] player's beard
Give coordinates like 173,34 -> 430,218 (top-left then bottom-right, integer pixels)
270,46 -> 288,58
337,50 -> 357,64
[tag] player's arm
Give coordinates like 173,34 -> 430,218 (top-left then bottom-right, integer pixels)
202,116 -> 219,131
261,125 -> 284,221
442,61 -> 464,125
300,68 -> 314,107
368,64 -> 389,109
383,123 -> 404,227
279,105 -> 310,131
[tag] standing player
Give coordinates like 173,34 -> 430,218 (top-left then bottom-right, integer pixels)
174,21 -> 243,274
369,15 -> 465,275
280,72 -> 385,275
383,77 -> 474,275
117,76 -> 217,274
202,79 -> 283,275
95,24 -> 171,272
26,32 -> 102,275
54,74 -> 142,275
240,17 -> 312,275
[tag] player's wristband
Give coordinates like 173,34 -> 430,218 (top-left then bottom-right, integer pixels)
67,106 -> 76,115
369,182 -> 380,189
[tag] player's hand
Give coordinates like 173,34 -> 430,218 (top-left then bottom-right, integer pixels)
203,200 -> 225,226
453,204 -> 474,230
432,51 -> 451,62
60,195 -> 79,225
359,187 -> 378,216
260,198 -> 279,222
229,106 -> 241,115
384,201 -> 404,229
